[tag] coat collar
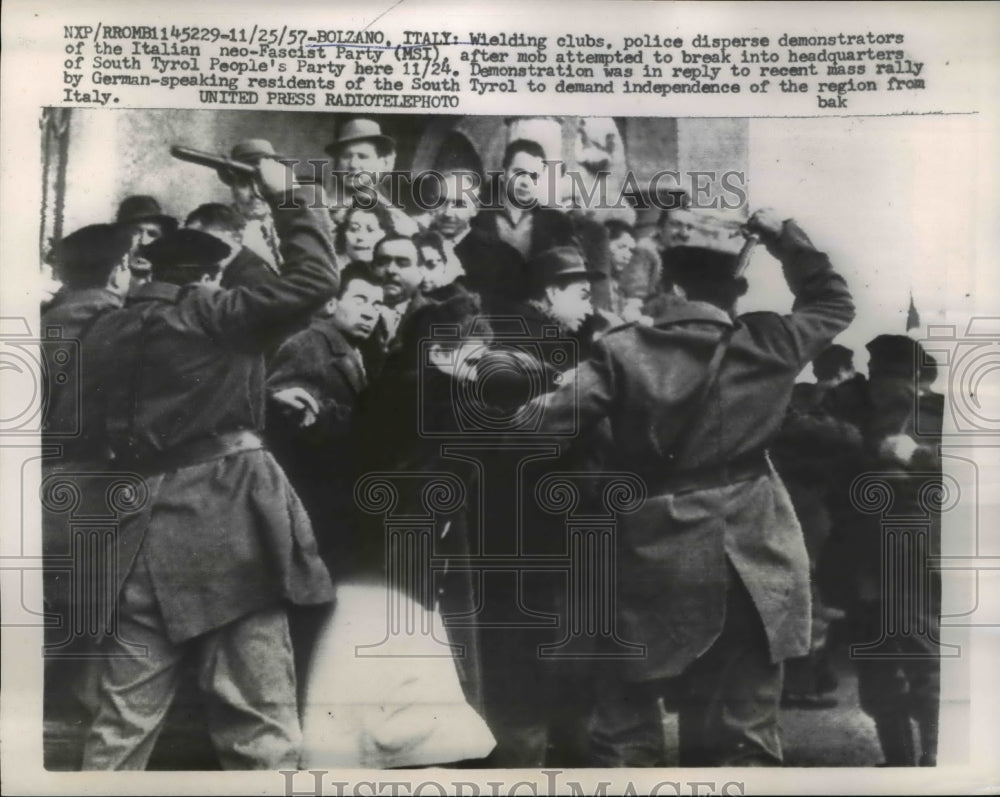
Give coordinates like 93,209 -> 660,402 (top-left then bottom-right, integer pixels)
311,317 -> 355,356
46,286 -> 122,312
311,318 -> 367,391
128,281 -> 182,304
651,296 -> 735,329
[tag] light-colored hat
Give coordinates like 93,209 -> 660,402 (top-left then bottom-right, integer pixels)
325,119 -> 395,157
229,138 -> 282,162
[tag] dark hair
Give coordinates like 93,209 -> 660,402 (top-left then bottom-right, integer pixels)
152,263 -> 220,287
334,202 -> 396,255
674,275 -> 747,310
502,139 -> 547,171
604,219 -> 636,241
662,247 -> 747,311
418,169 -> 483,208
413,230 -> 446,263
58,265 -> 115,291
373,233 -> 418,259
338,261 -> 385,298
813,344 -> 854,381
185,203 -> 247,232
396,292 -> 490,365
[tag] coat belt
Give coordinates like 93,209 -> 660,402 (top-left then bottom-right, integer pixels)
647,448 -> 770,496
117,429 -> 264,475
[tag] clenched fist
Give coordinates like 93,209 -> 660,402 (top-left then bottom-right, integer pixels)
745,208 -> 785,243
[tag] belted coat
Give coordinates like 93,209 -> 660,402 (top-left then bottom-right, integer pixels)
530,221 -> 856,681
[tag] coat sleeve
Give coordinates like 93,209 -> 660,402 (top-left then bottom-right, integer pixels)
267,330 -> 362,445
267,328 -> 328,395
529,338 -> 618,436
221,249 -> 280,290
191,187 -> 339,351
746,220 -> 856,367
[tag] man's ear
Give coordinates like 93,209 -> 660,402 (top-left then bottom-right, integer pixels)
323,297 -> 338,317
543,285 -> 559,305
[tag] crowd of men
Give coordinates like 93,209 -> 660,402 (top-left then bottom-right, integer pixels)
40,117 -> 942,770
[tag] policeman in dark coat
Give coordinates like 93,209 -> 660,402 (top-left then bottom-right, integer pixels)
79,158 -> 339,770
41,224 -> 135,742
524,210 -> 856,766
42,224 -> 134,451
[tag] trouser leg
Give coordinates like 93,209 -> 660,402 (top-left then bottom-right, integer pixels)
851,613 -> 918,766
782,654 -> 814,696
81,552 -> 184,770
287,603 -> 329,712
196,606 -> 302,770
872,711 -> 917,766
546,660 -> 594,767
586,667 -> 664,767
905,650 -> 940,766
674,574 -> 783,767
479,622 -> 552,768
855,659 -> 916,765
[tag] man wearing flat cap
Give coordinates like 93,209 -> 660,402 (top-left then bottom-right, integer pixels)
78,158 -> 339,770
217,138 -> 285,270
522,210 -> 855,766
114,195 -> 178,284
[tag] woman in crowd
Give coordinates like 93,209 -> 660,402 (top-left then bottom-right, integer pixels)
334,203 -> 397,265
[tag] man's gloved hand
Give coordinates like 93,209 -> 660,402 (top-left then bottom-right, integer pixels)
257,157 -> 294,199
745,208 -> 785,244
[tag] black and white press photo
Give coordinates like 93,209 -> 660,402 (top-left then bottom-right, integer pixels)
1,2 -> 997,795
32,108 -> 959,772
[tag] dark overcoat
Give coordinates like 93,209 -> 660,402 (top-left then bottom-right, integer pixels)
82,189 -> 339,643
41,287 -> 124,651
457,208 -> 578,312
530,221 -> 856,681
266,317 -> 367,577
221,245 -> 279,290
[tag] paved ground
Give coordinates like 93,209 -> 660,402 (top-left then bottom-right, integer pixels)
44,639 -> 884,770
781,654 -> 883,767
